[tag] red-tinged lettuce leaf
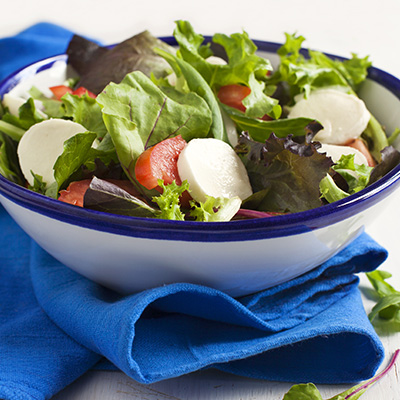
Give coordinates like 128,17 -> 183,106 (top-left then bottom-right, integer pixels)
369,146 -> 400,185
83,176 -> 157,217
66,31 -> 175,94
235,129 -> 333,213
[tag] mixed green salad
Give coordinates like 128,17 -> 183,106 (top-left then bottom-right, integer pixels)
1,20 -> 400,222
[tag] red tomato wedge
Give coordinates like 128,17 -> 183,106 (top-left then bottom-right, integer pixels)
49,85 -> 73,100
135,135 -> 187,190
49,85 -> 96,100
217,84 -> 251,112
72,87 -> 97,98
345,138 -> 376,167
58,179 -> 141,207
58,179 -> 91,207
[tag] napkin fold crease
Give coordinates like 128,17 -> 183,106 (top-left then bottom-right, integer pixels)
0,23 -> 389,400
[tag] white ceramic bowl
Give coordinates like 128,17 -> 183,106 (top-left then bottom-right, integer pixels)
1,38 -> 400,297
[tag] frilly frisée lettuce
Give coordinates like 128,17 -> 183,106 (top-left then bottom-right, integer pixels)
1,20 -> 400,221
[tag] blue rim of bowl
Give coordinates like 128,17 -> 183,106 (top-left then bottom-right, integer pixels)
1,37 -> 400,242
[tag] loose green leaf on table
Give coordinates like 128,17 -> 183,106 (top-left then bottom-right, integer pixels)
366,270 -> 400,323
282,349 -> 399,399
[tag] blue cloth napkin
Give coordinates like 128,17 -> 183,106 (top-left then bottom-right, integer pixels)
0,23 -> 388,400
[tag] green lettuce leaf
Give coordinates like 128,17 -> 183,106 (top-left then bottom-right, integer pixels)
173,20 -> 280,119
2,97 -> 45,130
28,86 -> 65,118
62,93 -> 108,138
97,70 -> 213,181
152,180 -> 188,221
271,32 -> 372,98
189,196 -> 241,222
331,154 -> 373,193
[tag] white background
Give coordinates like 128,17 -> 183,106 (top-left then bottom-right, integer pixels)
1,0 -> 400,399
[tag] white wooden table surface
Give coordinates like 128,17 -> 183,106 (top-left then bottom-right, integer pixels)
2,0 -> 400,398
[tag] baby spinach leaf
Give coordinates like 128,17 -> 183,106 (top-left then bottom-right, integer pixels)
220,104 -> 315,141
282,383 -> 324,399
155,48 -> 226,141
97,70 -> 212,180
54,132 -> 98,191
366,270 -> 400,323
84,177 -> 157,217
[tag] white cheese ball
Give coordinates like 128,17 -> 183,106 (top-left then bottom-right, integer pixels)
288,88 -> 370,145
177,138 -> 253,202
17,119 -> 87,187
317,143 -> 369,166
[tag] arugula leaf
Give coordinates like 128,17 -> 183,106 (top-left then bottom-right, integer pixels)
84,177 -> 157,217
189,196 -> 241,222
366,270 -> 400,323
29,172 -> 47,195
282,350 -> 399,399
152,180 -> 188,221
174,20 -> 280,119
97,70 -> 212,180
235,132 -> 332,213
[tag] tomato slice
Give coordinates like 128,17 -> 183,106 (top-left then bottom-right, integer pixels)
345,138 -> 376,167
58,179 -> 91,207
49,85 -> 73,100
217,84 -> 251,112
58,179 -> 141,207
135,135 -> 187,190
72,87 -> 97,98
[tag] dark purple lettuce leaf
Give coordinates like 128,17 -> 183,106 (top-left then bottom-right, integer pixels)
236,130 -> 333,213
66,31 -> 174,94
83,177 -> 156,217
369,146 -> 400,185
